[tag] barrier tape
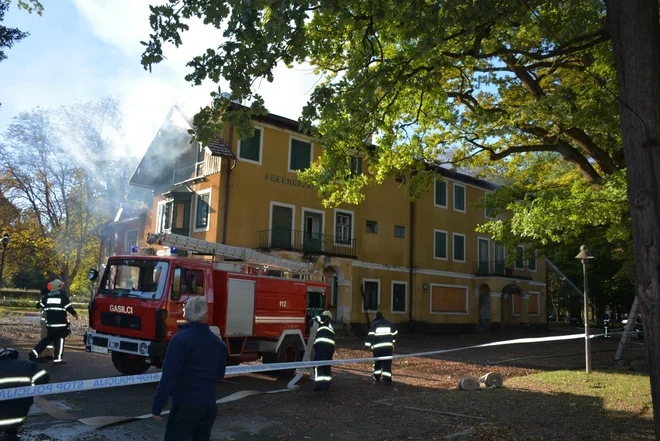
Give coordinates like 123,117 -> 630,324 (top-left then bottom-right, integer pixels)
0,330 -> 618,402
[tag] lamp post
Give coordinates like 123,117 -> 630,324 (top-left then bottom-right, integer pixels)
0,234 -> 10,289
575,244 -> 594,374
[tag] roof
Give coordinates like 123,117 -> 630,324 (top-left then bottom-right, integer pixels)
435,167 -> 500,191
207,137 -> 235,158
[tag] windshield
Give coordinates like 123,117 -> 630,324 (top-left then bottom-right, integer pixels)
99,259 -> 169,300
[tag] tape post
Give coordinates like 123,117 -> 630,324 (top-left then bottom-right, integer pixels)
0,331 -> 617,402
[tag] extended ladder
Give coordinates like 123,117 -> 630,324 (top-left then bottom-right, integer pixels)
615,296 -> 642,361
146,232 -> 314,274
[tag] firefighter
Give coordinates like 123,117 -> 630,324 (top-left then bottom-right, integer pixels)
34,282 -> 53,362
29,279 -> 78,365
365,311 -> 398,384
311,310 -> 335,391
0,348 -> 50,441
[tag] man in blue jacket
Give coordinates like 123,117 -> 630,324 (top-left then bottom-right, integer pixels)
151,297 -> 228,441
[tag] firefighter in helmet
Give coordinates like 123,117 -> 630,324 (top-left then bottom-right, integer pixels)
365,311 -> 398,384
311,310 -> 335,391
0,348 -> 50,440
30,279 -> 78,365
34,282 -> 54,362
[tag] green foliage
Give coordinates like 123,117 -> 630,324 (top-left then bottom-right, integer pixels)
0,0 -> 28,63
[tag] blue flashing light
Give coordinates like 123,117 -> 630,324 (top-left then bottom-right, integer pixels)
131,245 -> 138,253
171,246 -> 177,254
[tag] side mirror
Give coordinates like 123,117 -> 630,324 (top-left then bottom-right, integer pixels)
88,268 -> 99,281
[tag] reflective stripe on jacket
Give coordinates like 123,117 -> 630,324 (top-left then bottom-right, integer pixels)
41,291 -> 77,327
312,316 -> 335,346
0,357 -> 50,426
365,318 -> 398,350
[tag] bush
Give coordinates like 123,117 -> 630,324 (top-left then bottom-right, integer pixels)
0,288 -> 41,301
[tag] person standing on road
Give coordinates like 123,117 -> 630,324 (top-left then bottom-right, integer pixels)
151,297 -> 228,441
365,311 -> 398,384
311,310 -> 335,391
34,282 -> 54,362
30,279 -> 78,365
0,348 -> 50,441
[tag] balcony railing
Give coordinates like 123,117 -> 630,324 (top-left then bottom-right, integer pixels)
258,229 -> 357,259
474,260 -> 532,279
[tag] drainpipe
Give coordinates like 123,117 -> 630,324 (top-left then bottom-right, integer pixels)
221,124 -> 234,245
408,199 -> 415,333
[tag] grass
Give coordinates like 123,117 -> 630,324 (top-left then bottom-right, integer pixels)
0,304 -> 89,317
508,369 -> 653,417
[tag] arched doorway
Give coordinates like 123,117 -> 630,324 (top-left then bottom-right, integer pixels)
478,284 -> 491,328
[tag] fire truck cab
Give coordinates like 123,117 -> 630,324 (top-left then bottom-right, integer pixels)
85,239 -> 327,376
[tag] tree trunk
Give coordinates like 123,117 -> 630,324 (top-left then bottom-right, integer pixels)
607,1 -> 660,438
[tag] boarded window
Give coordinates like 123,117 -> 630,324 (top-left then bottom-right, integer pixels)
392,283 -> 406,313
290,139 -> 312,171
512,295 -> 521,315
239,128 -> 261,162
435,180 -> 447,206
529,293 -> 540,315
363,280 -> 379,311
434,231 -> 447,259
431,285 -> 467,313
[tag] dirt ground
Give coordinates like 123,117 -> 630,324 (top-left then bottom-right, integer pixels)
0,310 -> 653,441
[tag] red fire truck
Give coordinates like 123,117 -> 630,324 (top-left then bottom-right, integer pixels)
85,233 -> 328,375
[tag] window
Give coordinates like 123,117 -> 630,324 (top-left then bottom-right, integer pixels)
238,127 -> 262,164
125,230 -> 138,254
395,175 -> 407,184
289,137 -> 312,172
335,210 -> 353,245
330,276 -> 338,308
101,259 -> 169,300
435,179 -> 448,207
515,246 -> 525,269
156,200 -> 173,233
392,282 -> 407,313
394,225 -> 406,238
171,267 -> 205,301
528,250 -> 537,271
350,156 -> 363,176
454,184 -> 466,212
366,220 -> 379,234
362,279 -> 379,312
434,230 -> 448,260
453,233 -> 466,262
194,190 -> 211,231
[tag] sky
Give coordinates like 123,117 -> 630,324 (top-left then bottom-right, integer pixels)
0,0 -> 322,159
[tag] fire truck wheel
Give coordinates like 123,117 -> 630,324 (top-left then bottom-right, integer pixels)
111,351 -> 150,376
270,336 -> 303,377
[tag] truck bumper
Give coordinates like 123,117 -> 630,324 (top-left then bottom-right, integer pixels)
85,331 -> 166,358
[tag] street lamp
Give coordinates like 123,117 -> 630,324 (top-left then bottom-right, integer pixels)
0,234 -> 10,289
575,244 -> 594,374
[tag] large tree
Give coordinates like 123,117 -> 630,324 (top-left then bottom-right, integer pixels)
141,2 -> 660,435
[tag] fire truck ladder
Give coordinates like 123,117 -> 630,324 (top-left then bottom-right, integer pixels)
146,232 -> 315,274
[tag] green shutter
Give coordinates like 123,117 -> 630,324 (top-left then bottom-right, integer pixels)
435,231 -> 447,258
239,128 -> 261,162
435,181 -> 447,206
290,139 -> 311,170
454,185 -> 465,211
528,256 -> 537,270
454,234 -> 465,261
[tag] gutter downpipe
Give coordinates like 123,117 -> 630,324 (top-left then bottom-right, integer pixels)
408,199 -> 415,333
221,124 -> 234,245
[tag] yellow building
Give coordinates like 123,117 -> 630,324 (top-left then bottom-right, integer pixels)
121,105 -> 547,333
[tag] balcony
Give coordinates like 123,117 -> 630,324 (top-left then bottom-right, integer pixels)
258,229 -> 357,259
474,260 -> 532,280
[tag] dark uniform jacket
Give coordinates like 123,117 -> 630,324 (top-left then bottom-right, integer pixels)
312,315 -> 335,346
37,290 -> 77,328
365,318 -> 398,352
0,356 -> 50,428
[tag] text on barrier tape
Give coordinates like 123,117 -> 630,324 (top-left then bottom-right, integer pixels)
0,331 -> 618,402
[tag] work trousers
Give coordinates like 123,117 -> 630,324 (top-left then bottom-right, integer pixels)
33,328 -> 66,363
0,424 -> 19,441
39,320 -> 53,357
164,404 -> 217,441
372,347 -> 393,383
313,342 -> 335,391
